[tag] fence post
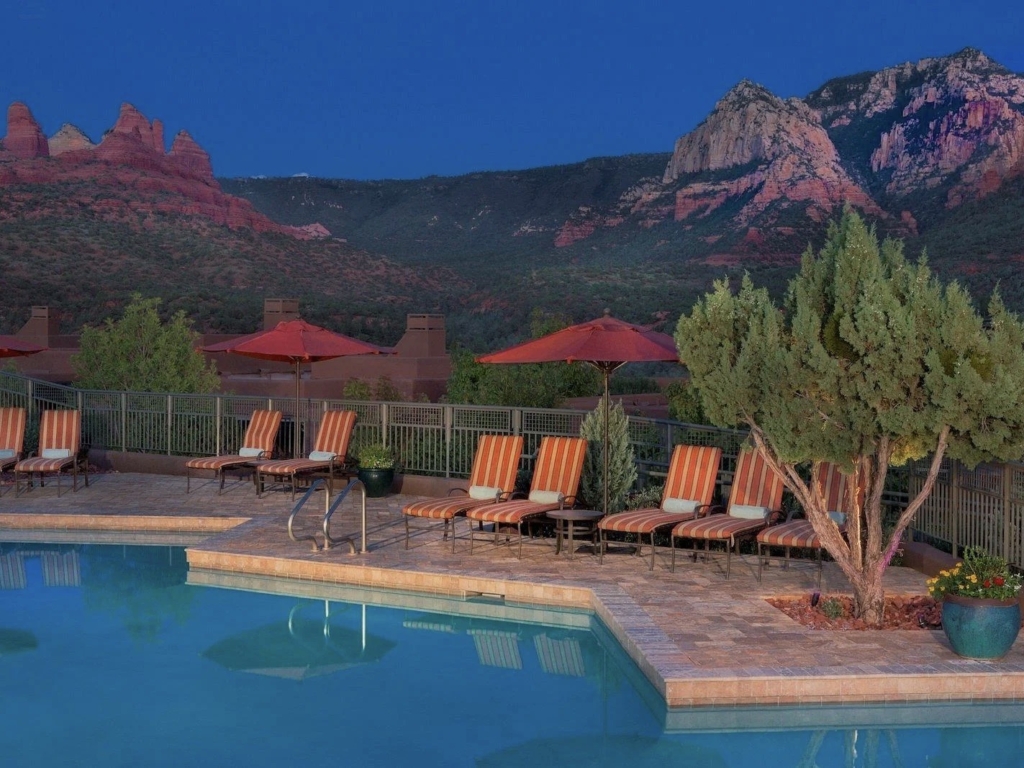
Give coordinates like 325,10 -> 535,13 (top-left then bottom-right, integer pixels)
950,460 -> 960,557
77,390 -> 83,413
166,395 -> 173,456
1003,462 -> 1013,564
443,405 -> 453,478
512,408 -> 521,436
381,403 -> 389,448
120,393 -> 127,453
215,396 -> 222,456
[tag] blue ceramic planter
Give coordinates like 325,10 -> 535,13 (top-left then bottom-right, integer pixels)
942,594 -> 1021,660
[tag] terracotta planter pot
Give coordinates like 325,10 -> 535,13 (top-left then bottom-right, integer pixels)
941,594 -> 1022,660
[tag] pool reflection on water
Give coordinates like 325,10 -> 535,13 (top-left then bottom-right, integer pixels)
1,542 -> 1023,768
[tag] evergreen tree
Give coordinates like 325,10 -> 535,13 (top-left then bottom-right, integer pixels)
677,210 -> 1024,625
72,295 -> 220,394
579,399 -> 637,513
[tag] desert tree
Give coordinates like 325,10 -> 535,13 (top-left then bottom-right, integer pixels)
73,294 -> 220,394
579,399 -> 637,513
676,210 -> 1024,625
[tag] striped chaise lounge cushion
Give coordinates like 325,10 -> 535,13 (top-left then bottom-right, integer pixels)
186,409 -> 282,470
0,407 -> 26,470
15,410 -> 80,474
256,410 -> 357,477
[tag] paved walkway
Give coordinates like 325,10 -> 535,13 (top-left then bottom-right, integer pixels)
2,471 -> 1023,707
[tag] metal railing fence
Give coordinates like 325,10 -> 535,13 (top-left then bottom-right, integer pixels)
9,371 -> 1023,567
0,372 -> 743,486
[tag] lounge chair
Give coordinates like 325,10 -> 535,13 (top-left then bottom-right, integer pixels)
465,436 -> 587,559
597,444 -> 722,570
0,406 -> 27,494
757,462 -> 855,588
14,410 -> 88,497
670,447 -> 785,577
185,409 -> 283,493
254,410 -> 357,499
401,434 -> 523,552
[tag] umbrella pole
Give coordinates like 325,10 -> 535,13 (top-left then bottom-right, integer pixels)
294,360 -> 301,459
603,368 -> 610,517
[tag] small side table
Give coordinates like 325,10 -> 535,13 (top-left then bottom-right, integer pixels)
547,509 -> 605,560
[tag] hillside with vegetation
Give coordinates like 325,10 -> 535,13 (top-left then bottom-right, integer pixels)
3,48 -> 1024,350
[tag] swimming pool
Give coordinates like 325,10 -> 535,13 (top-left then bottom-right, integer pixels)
2,542 -> 1024,767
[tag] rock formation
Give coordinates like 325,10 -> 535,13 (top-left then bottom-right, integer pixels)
0,100 -> 330,240
48,124 -> 95,155
3,102 -> 49,159
556,48 -> 1024,253
168,130 -> 214,182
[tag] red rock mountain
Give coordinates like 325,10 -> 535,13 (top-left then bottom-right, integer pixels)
551,49 -> 1024,256
0,101 -> 329,239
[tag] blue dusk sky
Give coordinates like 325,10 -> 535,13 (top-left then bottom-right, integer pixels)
2,0 -> 1022,180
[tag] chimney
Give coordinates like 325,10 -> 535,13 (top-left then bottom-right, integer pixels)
263,298 -> 300,330
15,306 -> 59,346
394,314 -> 446,357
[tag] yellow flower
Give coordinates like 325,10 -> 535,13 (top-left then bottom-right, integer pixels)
969,574 -> 978,583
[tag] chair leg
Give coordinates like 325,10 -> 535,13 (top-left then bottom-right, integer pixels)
404,516 -> 411,549
757,542 -> 764,583
598,528 -> 605,564
451,516 -> 458,555
186,468 -> 191,494
218,470 -> 226,496
648,532 -> 656,571
671,535 -> 676,572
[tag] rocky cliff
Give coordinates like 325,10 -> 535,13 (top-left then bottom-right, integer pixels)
554,48 -> 1024,253
0,101 -> 329,239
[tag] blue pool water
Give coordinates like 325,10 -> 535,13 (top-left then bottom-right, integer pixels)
2,542 -> 1024,767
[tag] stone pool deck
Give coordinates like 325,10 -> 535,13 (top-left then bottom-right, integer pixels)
2,471 -> 1023,708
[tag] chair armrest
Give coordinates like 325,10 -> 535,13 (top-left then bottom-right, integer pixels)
696,504 -> 725,519
446,487 -> 469,497
765,509 -> 789,526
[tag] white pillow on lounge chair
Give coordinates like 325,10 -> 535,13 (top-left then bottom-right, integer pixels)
237,446 -> 264,458
828,511 -> 847,525
0,449 -> 16,460
308,451 -> 336,462
662,497 -> 699,514
469,485 -> 502,501
730,504 -> 768,520
40,448 -> 72,460
528,489 -> 563,505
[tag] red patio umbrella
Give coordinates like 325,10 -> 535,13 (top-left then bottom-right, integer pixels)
0,335 -> 47,358
203,319 -> 387,457
477,312 -> 679,514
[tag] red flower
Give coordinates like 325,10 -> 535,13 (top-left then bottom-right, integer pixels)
995,576 -> 1005,586
984,580 -> 992,588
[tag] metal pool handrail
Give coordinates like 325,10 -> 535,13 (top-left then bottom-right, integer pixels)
287,478 -> 367,554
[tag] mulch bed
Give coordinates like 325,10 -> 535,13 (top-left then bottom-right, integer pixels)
767,594 -> 943,630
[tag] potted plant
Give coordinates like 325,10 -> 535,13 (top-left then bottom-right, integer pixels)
928,546 -> 1023,660
355,442 -> 396,498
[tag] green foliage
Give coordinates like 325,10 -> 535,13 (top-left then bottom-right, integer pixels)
354,442 -> 396,469
72,295 -> 220,394
676,209 -> 1024,623
579,400 -> 637,513
609,375 -> 659,396
343,376 -> 406,402
819,597 -> 845,620
625,483 -> 664,511
664,378 -> 709,425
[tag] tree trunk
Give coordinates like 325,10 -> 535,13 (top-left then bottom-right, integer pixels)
850,573 -> 886,626
749,425 -> 951,628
